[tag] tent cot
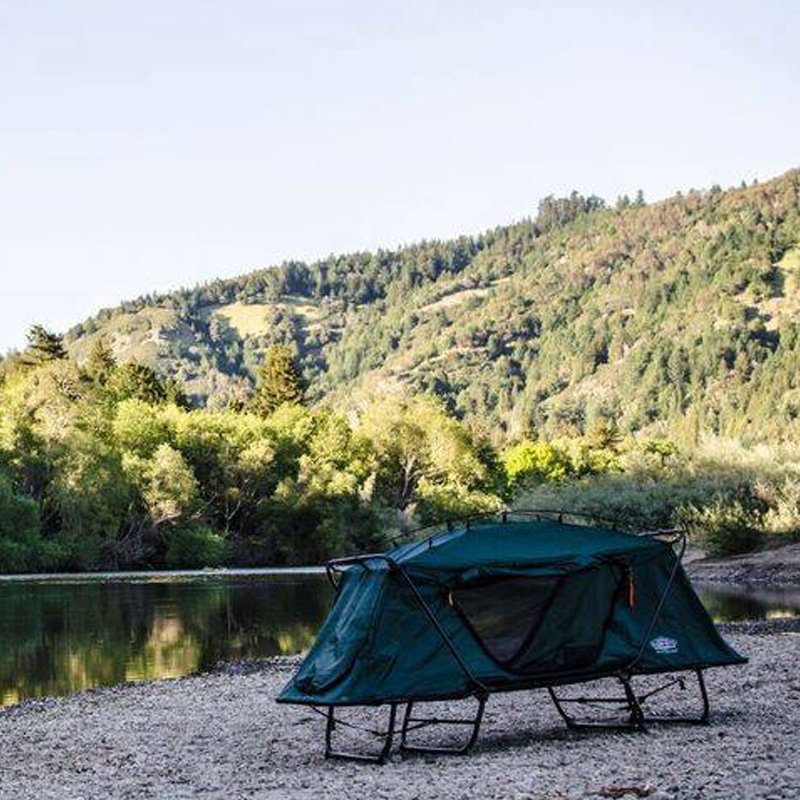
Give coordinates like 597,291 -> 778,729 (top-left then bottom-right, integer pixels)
277,511 -> 746,763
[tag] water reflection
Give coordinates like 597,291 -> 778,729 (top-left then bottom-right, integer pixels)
697,583 -> 800,622
0,573 -> 798,707
0,572 -> 332,706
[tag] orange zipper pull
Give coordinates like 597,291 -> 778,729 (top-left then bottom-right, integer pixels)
627,567 -> 636,609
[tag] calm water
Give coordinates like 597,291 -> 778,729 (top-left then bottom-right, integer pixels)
0,570 -> 332,707
0,571 -> 797,707
696,583 -> 800,623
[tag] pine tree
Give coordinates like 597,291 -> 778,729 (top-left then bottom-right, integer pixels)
86,337 -> 116,383
105,362 -> 168,404
23,324 -> 67,365
250,345 -> 306,417
162,377 -> 191,409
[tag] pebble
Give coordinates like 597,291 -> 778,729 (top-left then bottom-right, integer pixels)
0,631 -> 797,799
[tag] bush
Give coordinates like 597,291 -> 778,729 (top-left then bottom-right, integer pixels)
516,472 -> 712,530
0,476 -> 44,573
515,438 -> 795,557
682,499 -> 764,557
164,525 -> 232,569
503,440 -> 569,486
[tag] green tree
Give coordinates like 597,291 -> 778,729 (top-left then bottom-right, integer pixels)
503,440 -> 570,486
644,438 -> 680,467
164,524 -> 231,568
23,325 -> 67,366
85,338 -> 117,383
251,345 -> 306,417
0,474 -> 46,572
113,399 -> 174,458
105,362 -> 170,404
360,395 -> 502,521
141,443 -> 199,525
50,431 -> 132,568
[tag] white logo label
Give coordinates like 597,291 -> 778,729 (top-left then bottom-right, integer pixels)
650,636 -> 678,654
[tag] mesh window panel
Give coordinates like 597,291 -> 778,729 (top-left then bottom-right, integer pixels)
453,576 -> 561,664
512,566 -> 622,673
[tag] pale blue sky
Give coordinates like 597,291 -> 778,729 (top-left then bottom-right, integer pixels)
1,0 -> 799,352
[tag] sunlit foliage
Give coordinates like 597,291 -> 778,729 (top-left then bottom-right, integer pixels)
0,339 -> 505,571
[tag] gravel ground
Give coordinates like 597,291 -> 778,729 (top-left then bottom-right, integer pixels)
0,631 -> 798,800
686,543 -> 800,585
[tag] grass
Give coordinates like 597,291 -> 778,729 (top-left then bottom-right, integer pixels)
214,299 -> 320,337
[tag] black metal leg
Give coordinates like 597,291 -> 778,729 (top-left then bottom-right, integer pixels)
549,669 -> 711,731
547,686 -> 576,729
620,675 -> 645,728
698,669 -> 711,723
634,669 -> 710,725
324,703 -> 398,764
548,678 -> 645,732
400,694 -> 487,755
319,670 -> 711,763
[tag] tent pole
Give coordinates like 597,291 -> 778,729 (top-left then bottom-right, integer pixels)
388,559 -> 490,696
622,529 -> 688,675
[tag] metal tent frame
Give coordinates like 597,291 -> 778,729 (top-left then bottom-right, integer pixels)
310,510 -> 717,763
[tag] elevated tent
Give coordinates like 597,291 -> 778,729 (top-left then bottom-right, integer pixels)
277,512 -> 745,762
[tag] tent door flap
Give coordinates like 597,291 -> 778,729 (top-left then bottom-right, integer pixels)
451,563 -> 625,674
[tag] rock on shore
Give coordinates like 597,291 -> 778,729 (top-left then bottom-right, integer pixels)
0,631 -> 797,800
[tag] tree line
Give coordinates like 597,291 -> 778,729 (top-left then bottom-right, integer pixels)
54,171 -> 800,447
1,325 -> 797,571
0,329 -> 510,571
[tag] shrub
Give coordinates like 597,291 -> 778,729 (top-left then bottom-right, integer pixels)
0,475 -> 44,573
681,499 -> 764,557
516,437 -> 793,557
503,440 -> 569,486
164,525 -> 231,569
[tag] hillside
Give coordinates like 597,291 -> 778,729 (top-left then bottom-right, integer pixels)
64,170 -> 800,444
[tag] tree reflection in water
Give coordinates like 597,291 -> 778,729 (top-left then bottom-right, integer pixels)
697,584 -> 800,623
0,572 -> 332,705
1,575 -> 797,707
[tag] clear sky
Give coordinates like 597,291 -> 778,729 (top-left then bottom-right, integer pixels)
1,0 -> 799,352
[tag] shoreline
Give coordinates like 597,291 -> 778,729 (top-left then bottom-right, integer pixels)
0,542 -> 796,585
0,565 -> 326,583
0,629 -> 797,799
0,538 -> 797,585
686,542 -> 800,586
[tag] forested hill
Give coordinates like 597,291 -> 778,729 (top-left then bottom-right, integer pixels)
64,169 -> 800,445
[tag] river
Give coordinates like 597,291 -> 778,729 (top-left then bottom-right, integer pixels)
0,570 -> 797,706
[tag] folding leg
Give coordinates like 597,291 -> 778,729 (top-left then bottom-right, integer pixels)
634,669 -> 710,725
548,669 -> 710,731
400,694 -> 487,755
324,703 -> 398,764
321,671 -> 710,763
548,675 -> 645,731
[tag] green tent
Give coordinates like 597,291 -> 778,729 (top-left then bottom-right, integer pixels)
277,512 -> 745,762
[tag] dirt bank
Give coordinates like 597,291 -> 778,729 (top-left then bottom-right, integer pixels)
686,542 -> 800,585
